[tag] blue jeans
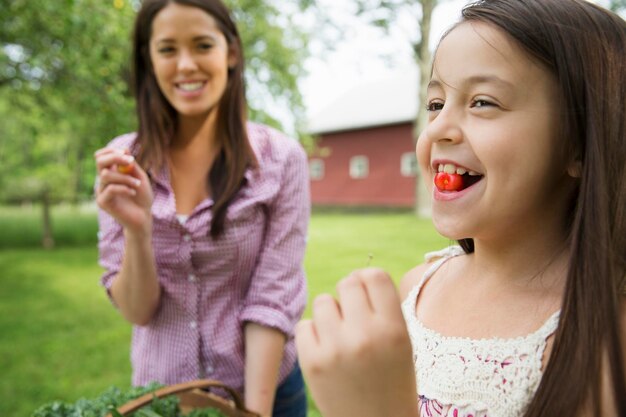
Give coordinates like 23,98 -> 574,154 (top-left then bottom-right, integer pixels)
272,361 -> 307,417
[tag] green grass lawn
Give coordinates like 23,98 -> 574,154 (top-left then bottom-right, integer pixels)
0,207 -> 447,416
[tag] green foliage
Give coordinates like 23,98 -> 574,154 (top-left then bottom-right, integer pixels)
0,204 -> 98,248
32,382 -> 227,417
0,0 -> 316,205
610,0 -> 626,12
0,210 -> 446,416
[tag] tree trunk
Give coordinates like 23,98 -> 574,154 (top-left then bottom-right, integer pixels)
69,142 -> 85,206
41,187 -> 55,250
413,0 -> 436,218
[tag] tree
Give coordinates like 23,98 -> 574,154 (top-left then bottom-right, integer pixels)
0,0 -> 317,247
354,0 -> 442,216
609,0 -> 626,13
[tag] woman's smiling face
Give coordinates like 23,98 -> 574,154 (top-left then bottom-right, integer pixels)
149,2 -> 236,119
417,21 -> 576,243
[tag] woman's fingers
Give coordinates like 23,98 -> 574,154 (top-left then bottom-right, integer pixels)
96,184 -> 137,202
94,147 -> 135,172
97,168 -> 141,194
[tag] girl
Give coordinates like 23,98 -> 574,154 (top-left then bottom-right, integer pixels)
94,1 -> 310,416
295,1 -> 626,416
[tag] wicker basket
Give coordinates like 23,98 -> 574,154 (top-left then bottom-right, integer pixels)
106,379 -> 261,417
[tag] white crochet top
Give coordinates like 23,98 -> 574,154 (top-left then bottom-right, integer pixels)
401,246 -> 560,417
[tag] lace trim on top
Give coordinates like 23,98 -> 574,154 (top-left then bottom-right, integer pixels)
401,246 -> 560,417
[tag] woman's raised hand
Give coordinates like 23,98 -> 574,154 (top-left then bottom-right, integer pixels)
295,268 -> 419,417
94,147 -> 153,236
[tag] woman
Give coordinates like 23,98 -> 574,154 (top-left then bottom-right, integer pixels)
94,1 -> 310,416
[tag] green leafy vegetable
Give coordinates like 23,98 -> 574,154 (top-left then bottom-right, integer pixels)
31,383 -> 228,417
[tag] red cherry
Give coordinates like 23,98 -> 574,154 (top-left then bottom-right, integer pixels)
117,163 -> 134,174
434,172 -> 464,191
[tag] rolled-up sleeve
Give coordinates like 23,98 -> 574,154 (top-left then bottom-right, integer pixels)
97,207 -> 125,305
96,133 -> 134,304
239,143 -> 310,337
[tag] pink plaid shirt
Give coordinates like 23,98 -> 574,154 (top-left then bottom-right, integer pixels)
98,122 -> 310,391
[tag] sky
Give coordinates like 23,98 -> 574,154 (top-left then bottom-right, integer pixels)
299,0 -> 470,123
298,0 -> 619,128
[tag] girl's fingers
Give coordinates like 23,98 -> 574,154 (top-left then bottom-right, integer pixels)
311,293 -> 343,344
336,273 -> 373,324
360,268 -> 404,320
295,319 -> 319,350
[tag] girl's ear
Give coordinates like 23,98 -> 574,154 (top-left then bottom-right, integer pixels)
567,160 -> 582,178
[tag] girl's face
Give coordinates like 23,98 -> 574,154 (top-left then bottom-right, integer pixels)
417,22 -> 576,243
149,2 -> 236,119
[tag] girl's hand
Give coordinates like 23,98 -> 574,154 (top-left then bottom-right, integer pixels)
94,147 -> 153,236
295,268 -> 419,417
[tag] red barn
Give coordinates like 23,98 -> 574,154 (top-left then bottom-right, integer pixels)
306,70 -> 428,210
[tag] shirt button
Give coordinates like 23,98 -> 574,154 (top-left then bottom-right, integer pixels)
206,365 -> 214,374
183,234 -> 191,242
189,321 -> 197,329
188,274 -> 196,282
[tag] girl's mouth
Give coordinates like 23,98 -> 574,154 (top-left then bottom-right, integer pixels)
434,163 -> 483,192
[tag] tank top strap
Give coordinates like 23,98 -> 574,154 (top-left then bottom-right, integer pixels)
408,246 -> 466,302
534,309 -> 561,340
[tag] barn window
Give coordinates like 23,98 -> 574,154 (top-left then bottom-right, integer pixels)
401,152 -> 418,177
349,155 -> 369,179
310,159 -> 324,180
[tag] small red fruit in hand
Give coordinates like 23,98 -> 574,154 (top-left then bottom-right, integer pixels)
434,172 -> 464,192
117,163 -> 133,174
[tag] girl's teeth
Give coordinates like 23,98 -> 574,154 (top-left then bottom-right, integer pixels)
437,164 -> 480,177
437,163 -> 480,176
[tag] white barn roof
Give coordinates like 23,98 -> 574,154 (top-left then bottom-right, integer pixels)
306,67 -> 419,134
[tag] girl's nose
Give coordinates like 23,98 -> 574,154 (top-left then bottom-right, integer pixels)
422,107 -> 464,145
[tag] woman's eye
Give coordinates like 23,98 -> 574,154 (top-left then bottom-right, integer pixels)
158,47 -> 175,54
426,102 -> 444,112
197,43 -> 213,51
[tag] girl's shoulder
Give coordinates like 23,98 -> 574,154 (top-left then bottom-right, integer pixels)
399,246 -> 465,300
400,263 -> 431,300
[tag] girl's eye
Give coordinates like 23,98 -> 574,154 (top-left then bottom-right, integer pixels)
157,47 -> 175,54
197,43 -> 213,51
426,101 -> 444,112
471,99 -> 495,108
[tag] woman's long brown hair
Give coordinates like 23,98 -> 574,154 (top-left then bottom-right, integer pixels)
455,0 -> 626,415
130,0 -> 257,238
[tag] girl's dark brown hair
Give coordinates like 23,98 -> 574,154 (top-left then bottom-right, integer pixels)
131,0 -> 257,238
455,0 -> 626,415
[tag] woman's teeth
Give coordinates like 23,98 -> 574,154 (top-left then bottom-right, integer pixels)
178,82 -> 204,92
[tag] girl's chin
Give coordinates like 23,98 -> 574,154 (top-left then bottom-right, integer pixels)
431,217 -> 469,242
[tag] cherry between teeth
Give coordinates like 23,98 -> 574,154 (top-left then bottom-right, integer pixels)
434,172 -> 464,191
